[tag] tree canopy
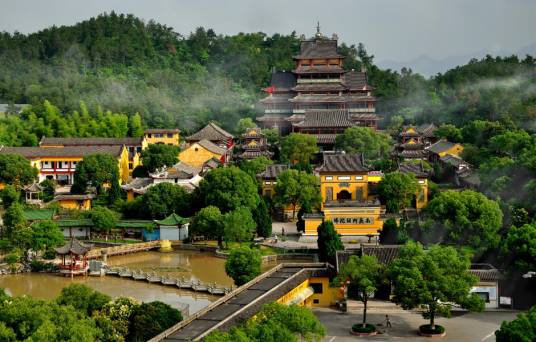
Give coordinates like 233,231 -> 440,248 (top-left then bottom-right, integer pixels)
141,144 -> 179,173
225,246 -> 262,286
424,190 -> 503,249
335,255 -> 382,328
189,205 -> 224,245
0,154 -> 37,188
196,166 -> 260,213
502,222 -> 536,272
388,242 -> 484,330
71,153 -> 121,201
377,172 -> 420,213
273,169 -> 320,220
317,220 -> 344,265
280,133 -> 318,166
334,126 -> 392,161
223,208 -> 256,245
495,305 -> 536,342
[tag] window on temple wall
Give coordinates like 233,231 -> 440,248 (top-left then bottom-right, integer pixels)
310,283 -> 323,294
326,187 -> 333,202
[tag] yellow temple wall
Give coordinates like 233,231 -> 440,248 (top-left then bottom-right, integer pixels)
57,199 -> 92,211
276,277 -> 341,308
179,143 -> 222,167
144,133 -> 180,146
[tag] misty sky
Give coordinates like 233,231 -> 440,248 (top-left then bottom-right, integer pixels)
1,0 -> 535,65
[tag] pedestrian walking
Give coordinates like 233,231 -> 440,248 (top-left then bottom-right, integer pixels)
282,227 -> 285,236
385,314 -> 392,328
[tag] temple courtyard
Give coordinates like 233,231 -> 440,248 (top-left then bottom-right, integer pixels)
314,304 -> 518,342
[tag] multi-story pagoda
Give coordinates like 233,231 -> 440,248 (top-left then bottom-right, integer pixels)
236,127 -> 273,160
394,124 -> 437,160
257,24 -> 379,149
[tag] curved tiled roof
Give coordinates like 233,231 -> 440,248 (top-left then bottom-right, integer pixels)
0,145 -> 124,158
293,109 -> 354,128
258,164 -> 289,179
317,153 -> 369,173
196,139 -> 227,155
55,238 -> 93,255
40,137 -> 143,146
186,123 -> 233,141
294,38 -> 343,59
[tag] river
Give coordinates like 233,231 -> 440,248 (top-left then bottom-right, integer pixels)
0,249 -> 290,314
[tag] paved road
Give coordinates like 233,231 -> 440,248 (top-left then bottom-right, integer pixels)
314,308 -> 518,342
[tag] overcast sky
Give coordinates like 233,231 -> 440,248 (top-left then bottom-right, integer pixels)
1,0 -> 535,67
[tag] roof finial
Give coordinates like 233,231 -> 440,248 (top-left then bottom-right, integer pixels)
315,21 -> 322,38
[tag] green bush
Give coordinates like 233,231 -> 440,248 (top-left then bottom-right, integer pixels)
4,253 -> 19,264
352,324 -> 376,333
419,324 -> 445,335
42,248 -> 57,260
29,260 -> 58,272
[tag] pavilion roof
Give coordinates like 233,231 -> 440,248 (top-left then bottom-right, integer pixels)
55,238 -> 93,255
196,139 -> 227,155
317,153 -> 369,173
155,213 -> 188,226
426,139 -> 460,155
24,183 -> 43,193
343,71 -> 371,90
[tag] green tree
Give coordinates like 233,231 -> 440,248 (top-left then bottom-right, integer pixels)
425,190 -> 503,249
296,202 -> 312,233
317,220 -> 344,265
128,113 -> 144,137
39,179 -> 56,202
189,206 -> 224,247
388,242 -> 484,331
140,144 -> 179,173
335,126 -> 392,161
502,222 -> 536,272
435,124 -> 462,142
379,218 -> 399,244
253,198 -> 272,238
223,208 -> 256,245
88,206 -> 118,234
236,117 -> 257,134
335,255 -> 382,328
225,246 -> 262,286
0,184 -> 20,209
0,154 -> 37,188
280,133 -> 318,166
128,301 -> 183,342
31,220 -> 64,252
273,169 -> 320,220
196,166 -> 260,213
377,172 -> 419,213
2,202 -> 27,239
238,156 -> 272,182
495,306 -> 536,342
0,295 -> 101,341
141,182 -> 191,219
56,284 -> 111,317
99,297 -> 140,338
204,303 -> 325,342
71,153 -> 121,202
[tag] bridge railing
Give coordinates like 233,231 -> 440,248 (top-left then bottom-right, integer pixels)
148,262 -> 328,342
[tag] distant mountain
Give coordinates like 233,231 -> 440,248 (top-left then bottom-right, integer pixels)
378,43 -> 536,77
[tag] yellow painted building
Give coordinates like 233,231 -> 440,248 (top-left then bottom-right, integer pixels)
277,276 -> 341,308
179,139 -> 226,167
0,145 -> 131,185
398,161 -> 431,210
53,194 -> 95,210
144,128 -> 180,146
426,139 -> 464,161
304,153 -> 384,236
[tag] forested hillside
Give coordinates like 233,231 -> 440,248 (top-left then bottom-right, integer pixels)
0,12 -> 535,147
